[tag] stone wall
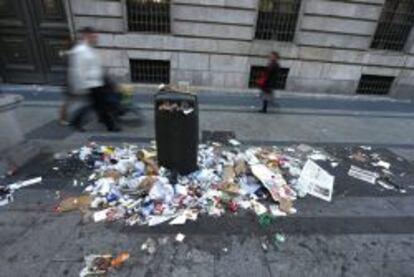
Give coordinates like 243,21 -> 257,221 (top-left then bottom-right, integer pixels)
67,0 -> 414,97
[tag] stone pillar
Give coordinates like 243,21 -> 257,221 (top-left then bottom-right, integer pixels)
0,94 -> 24,152
0,94 -> 39,176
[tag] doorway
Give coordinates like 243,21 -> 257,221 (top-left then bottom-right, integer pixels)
0,0 -> 70,84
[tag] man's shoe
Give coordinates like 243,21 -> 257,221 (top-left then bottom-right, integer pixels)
108,126 -> 122,132
72,125 -> 86,132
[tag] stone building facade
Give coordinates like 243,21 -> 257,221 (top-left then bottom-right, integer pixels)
3,0 -> 414,97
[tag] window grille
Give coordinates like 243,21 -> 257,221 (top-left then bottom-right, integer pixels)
249,66 -> 289,89
255,0 -> 301,41
127,0 -> 170,33
371,0 -> 414,51
356,75 -> 395,95
130,59 -> 170,84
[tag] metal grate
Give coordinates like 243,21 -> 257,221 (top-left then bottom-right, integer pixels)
356,75 -> 395,95
255,0 -> 301,41
130,59 -> 170,84
249,66 -> 289,89
127,0 -> 170,33
371,0 -> 414,51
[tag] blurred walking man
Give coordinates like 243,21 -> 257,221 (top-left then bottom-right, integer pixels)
69,27 -> 120,132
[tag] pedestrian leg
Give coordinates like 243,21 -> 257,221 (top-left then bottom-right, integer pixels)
91,88 -> 120,132
262,100 -> 268,113
59,101 -> 69,125
71,104 -> 91,132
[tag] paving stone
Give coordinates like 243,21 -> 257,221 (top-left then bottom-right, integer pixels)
215,237 -> 270,277
0,213 -> 78,277
381,261 -> 414,277
269,259 -> 342,277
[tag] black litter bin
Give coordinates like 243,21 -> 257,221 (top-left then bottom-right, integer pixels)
155,91 -> 198,175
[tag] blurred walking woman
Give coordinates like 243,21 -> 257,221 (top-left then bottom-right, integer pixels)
258,51 -> 280,113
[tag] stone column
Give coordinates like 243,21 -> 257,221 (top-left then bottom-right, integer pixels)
0,94 -> 39,176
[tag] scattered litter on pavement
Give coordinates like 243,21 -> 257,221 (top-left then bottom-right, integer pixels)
79,252 -> 129,277
8,177 -> 42,190
261,242 -> 268,252
93,208 -> 111,222
297,160 -> 334,202
374,160 -> 391,170
348,165 -> 379,185
273,233 -> 286,249
54,152 -> 70,160
377,180 -> 395,190
175,233 -> 186,243
228,139 -> 241,147
148,214 -> 175,226
258,213 -> 273,227
111,252 -> 130,268
269,204 -> 287,217
0,186 -> 13,206
0,177 -> 43,207
251,200 -> 268,215
141,238 -> 157,255
56,195 -> 92,213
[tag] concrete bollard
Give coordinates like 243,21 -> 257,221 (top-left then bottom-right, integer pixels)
0,94 -> 39,176
0,94 -> 24,152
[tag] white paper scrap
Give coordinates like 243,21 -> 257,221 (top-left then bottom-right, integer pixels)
376,160 -> 391,170
348,165 -> 379,185
269,205 -> 287,217
169,214 -> 187,225
298,160 -> 334,202
228,139 -> 241,146
93,208 -> 110,222
9,177 -> 42,190
175,233 -> 186,242
148,215 -> 176,226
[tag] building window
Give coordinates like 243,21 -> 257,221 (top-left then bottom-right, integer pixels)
356,75 -> 395,95
127,0 -> 170,33
130,59 -> 170,84
249,66 -> 289,89
371,0 -> 414,51
255,0 -> 301,41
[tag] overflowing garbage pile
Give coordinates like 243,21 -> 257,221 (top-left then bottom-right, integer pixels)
55,142 -> 341,226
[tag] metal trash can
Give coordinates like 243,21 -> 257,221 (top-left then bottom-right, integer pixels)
155,90 -> 198,175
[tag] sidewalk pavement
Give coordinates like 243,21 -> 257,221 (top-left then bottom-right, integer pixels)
1,84 -> 414,276
5,84 -> 414,159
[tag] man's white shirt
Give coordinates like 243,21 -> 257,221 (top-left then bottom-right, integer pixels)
68,41 -> 104,95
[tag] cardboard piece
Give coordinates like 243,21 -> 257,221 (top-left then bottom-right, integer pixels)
251,164 -> 287,202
